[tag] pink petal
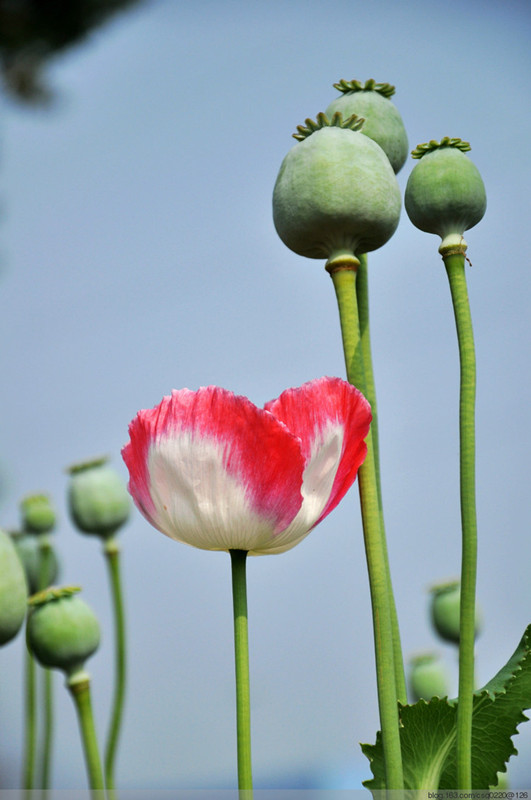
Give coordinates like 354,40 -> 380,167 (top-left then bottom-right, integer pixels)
122,387 -> 306,554
264,377 -> 371,536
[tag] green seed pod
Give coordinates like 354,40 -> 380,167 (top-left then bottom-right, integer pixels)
67,456 -> 131,539
325,79 -> 408,174
26,586 -> 100,676
405,138 -> 486,251
0,528 -> 28,645
11,531 -> 60,594
273,112 -> 401,268
429,580 -> 482,645
20,493 -> 56,535
409,652 -> 450,702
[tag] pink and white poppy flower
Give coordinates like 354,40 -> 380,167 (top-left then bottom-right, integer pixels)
122,376 -> 371,556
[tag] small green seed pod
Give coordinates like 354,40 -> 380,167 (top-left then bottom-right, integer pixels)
20,493 -> 56,535
325,79 -> 408,174
11,531 -> 60,594
405,138 -> 486,251
273,112 -> 401,268
409,652 -> 450,702
429,580 -> 482,645
26,586 -> 100,676
0,528 -> 28,645
67,456 -> 131,539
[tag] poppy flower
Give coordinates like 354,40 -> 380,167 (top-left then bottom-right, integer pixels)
122,376 -> 371,556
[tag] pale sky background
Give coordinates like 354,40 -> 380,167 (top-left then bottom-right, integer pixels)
1,0 -> 531,790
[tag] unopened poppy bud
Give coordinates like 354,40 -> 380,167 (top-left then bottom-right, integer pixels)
325,79 -> 408,173
26,586 -> 100,677
273,112 -> 401,269
20,494 -> 56,535
67,457 -> 131,539
429,580 -> 482,644
409,652 -> 450,702
0,528 -> 28,645
405,138 -> 486,253
11,531 -> 60,594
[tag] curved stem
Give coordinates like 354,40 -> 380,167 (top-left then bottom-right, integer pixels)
23,646 -> 37,795
67,672 -> 105,791
229,549 -> 253,797
328,262 -> 403,789
356,253 -> 407,704
103,537 -> 127,798
442,249 -> 477,790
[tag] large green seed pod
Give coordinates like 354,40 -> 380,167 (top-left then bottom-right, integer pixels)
0,528 -> 28,645
409,652 -> 450,702
27,586 -> 100,676
11,531 -> 60,594
405,138 -> 486,250
429,579 -> 482,645
325,79 -> 408,174
20,493 -> 56,535
67,456 -> 131,539
273,112 -> 401,268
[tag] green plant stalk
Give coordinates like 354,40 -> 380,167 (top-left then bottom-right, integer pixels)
229,549 -> 253,798
356,253 -> 407,704
38,537 -> 54,792
67,672 -> 105,791
23,647 -> 37,795
442,248 -> 478,790
103,536 -> 127,798
328,261 -> 403,789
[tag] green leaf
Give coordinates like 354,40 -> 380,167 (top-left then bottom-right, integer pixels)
362,625 -> 531,791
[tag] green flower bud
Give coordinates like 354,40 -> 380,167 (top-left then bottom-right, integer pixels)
325,79 -> 408,174
11,531 -> 60,594
273,112 -> 401,269
0,528 -> 28,645
26,586 -> 100,676
20,493 -> 56,535
409,652 -> 450,702
429,580 -> 482,644
404,138 -> 486,251
67,456 -> 131,539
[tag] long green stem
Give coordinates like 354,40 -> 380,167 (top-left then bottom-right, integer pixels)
67,672 -> 105,791
38,537 -> 55,793
229,549 -> 253,798
356,253 -> 407,704
23,646 -> 37,795
442,248 -> 477,790
327,260 -> 403,789
103,536 -> 127,798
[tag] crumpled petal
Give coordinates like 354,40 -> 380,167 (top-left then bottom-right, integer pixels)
122,386 -> 305,554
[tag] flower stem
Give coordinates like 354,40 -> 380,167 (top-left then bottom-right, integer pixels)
67,671 -> 105,791
356,253 -> 407,705
38,537 -> 55,792
327,259 -> 404,789
23,646 -> 37,795
442,247 -> 477,790
103,536 -> 127,799
229,549 -> 253,798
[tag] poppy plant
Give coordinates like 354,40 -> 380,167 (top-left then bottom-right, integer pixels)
122,376 -> 370,793
122,376 -> 371,556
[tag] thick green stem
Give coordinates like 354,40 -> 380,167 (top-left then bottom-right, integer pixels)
229,549 -> 253,798
442,248 -> 477,790
103,536 -> 127,799
356,254 -> 407,705
23,646 -> 37,795
327,261 -> 403,789
67,672 -> 105,791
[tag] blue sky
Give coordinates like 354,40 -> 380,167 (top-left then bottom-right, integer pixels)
1,0 -> 531,789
